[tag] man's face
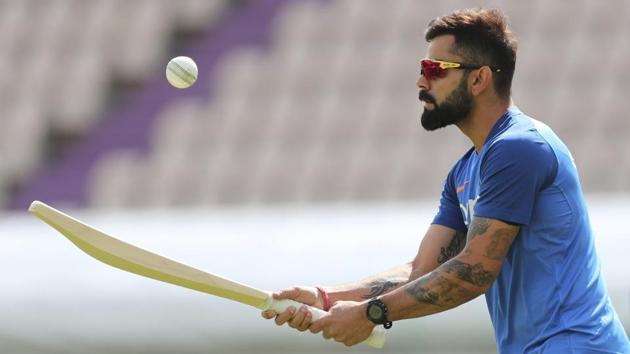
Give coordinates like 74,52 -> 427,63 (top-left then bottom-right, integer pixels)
417,35 -> 474,131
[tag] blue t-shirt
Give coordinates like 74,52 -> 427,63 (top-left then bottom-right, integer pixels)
433,107 -> 630,353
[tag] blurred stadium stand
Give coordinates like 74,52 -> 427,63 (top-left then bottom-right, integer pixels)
2,0 -> 629,210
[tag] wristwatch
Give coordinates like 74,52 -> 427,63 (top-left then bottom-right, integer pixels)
366,298 -> 393,329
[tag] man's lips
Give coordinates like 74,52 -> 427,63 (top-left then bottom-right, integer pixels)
418,91 -> 436,105
422,100 -> 435,109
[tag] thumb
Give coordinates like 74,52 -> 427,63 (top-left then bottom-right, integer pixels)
273,286 -> 304,301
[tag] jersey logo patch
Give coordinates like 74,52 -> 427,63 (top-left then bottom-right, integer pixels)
460,195 -> 479,226
456,180 -> 470,194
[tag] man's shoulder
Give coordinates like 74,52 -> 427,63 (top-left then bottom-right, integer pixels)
482,119 -> 558,179
487,110 -> 556,154
500,108 -> 560,145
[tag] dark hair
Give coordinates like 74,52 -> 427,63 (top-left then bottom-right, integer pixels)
425,8 -> 517,100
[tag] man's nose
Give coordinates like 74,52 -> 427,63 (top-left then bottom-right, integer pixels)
416,75 -> 429,91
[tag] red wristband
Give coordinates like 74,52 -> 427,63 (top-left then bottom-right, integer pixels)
316,286 -> 332,311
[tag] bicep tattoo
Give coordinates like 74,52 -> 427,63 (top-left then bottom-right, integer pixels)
468,216 -> 518,260
467,217 -> 490,241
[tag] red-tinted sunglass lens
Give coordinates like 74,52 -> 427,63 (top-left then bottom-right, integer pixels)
420,60 -> 445,80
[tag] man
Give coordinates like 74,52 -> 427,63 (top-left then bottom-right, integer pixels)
262,8 -> 630,353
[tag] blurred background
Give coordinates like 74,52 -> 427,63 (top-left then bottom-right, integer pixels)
0,0 -> 628,353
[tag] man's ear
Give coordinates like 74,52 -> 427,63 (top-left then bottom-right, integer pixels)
470,66 -> 493,96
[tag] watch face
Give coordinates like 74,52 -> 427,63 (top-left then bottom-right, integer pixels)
368,304 -> 384,320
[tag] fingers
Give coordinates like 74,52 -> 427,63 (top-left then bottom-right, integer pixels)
310,322 -> 333,342
288,306 -> 313,331
262,287 -> 320,332
274,306 -> 297,326
342,339 -> 358,347
261,309 -> 276,319
262,306 -> 314,332
316,329 -> 359,347
309,318 -> 360,346
309,318 -> 323,334
260,306 -> 295,323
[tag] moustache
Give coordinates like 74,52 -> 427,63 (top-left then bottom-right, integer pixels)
418,91 -> 436,105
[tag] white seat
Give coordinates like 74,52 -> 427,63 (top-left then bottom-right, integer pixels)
367,93 -> 420,144
16,48 -> 58,103
598,83 -> 630,135
253,146 -> 312,204
51,50 -> 107,134
529,0 -> 583,37
79,0 -> 122,56
298,145 -> 356,202
0,160 -> 7,206
150,99 -> 203,154
272,1 -> 331,48
0,1 -> 30,56
394,140 -> 453,200
0,97 -> 46,182
579,0 -> 629,35
345,143 -> 404,201
176,0 -> 228,32
318,94 -> 375,147
267,95 -> 328,148
110,0 -> 172,81
87,151 -> 147,208
143,148 -> 210,207
577,138 -> 629,193
213,48 -> 267,100
208,147 -> 266,205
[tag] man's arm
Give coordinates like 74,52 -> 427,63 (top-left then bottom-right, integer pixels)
306,217 -> 518,346
383,216 -> 519,320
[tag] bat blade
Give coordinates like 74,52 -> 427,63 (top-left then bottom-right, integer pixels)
29,201 -> 270,309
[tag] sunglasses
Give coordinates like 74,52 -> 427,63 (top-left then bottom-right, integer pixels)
420,59 -> 502,81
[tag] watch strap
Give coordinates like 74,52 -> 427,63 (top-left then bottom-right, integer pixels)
367,298 -> 393,329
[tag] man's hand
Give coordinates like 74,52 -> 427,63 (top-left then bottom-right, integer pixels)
309,300 -> 376,347
261,286 -> 322,332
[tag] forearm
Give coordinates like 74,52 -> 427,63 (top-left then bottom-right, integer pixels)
324,262 -> 413,303
382,254 -> 495,321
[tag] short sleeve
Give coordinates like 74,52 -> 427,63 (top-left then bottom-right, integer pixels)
432,169 -> 467,233
473,136 -> 557,225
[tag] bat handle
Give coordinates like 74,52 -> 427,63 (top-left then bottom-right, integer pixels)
266,298 -> 387,349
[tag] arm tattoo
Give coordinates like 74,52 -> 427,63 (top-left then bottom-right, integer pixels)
437,230 -> 466,264
483,227 -> 516,260
467,217 -> 489,241
404,217 -> 518,310
405,272 -> 475,308
405,273 -> 440,305
363,279 -> 404,299
442,259 -> 495,288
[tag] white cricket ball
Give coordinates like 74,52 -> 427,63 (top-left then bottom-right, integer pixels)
165,56 -> 198,89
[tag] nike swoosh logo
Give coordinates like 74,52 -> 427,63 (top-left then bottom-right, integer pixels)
456,180 -> 470,194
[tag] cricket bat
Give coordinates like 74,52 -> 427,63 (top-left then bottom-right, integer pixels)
29,201 -> 386,348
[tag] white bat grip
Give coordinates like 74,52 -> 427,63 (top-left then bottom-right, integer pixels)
266,298 -> 386,348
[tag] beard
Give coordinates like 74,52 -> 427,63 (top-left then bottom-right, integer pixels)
419,76 -> 473,131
